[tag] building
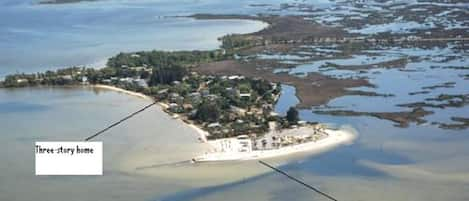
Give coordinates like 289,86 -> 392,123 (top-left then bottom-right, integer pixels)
81,76 -> 88,84
236,135 -> 252,152
168,103 -> 183,113
210,135 -> 253,153
133,78 -> 148,88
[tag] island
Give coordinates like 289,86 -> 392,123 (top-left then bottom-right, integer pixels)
0,15 -> 361,162
0,51 -> 355,161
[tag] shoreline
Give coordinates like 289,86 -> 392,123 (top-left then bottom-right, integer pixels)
89,84 -> 353,161
89,84 -> 209,142
193,128 -> 356,162
91,84 -> 152,100
91,84 -> 355,160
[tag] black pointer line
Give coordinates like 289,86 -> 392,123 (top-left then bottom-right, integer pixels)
259,160 -> 339,201
84,101 -> 158,141
82,101 -> 340,201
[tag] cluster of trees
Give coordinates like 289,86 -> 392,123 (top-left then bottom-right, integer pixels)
221,34 -> 259,50
2,74 -> 37,87
203,77 -> 280,109
1,67 -> 87,88
286,107 -> 300,124
149,64 -> 186,85
0,66 -> 149,89
107,50 -> 230,69
194,101 -> 223,123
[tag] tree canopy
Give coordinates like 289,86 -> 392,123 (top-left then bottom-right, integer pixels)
286,107 -> 300,124
107,50 -> 229,69
149,64 -> 186,85
194,101 -> 222,123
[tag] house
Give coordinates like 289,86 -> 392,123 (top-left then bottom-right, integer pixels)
228,75 -> 242,80
230,106 -> 246,115
225,87 -> 239,97
16,79 -> 28,83
210,135 -> 253,153
205,94 -> 218,101
201,89 -> 210,97
182,104 -> 193,111
236,135 -> 252,152
168,103 -> 184,113
81,76 -> 88,84
156,88 -> 169,99
239,93 -> 251,100
169,93 -> 180,103
61,75 -> 72,80
207,122 -> 221,128
188,92 -> 202,105
119,77 -> 132,83
262,103 -> 273,111
133,78 -> 148,88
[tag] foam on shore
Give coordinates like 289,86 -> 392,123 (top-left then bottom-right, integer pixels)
91,84 -> 153,100
90,84 -> 209,143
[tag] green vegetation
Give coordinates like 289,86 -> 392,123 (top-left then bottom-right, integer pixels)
147,72 -> 281,138
1,67 -> 87,88
220,34 -> 260,50
107,50 -> 230,69
195,101 -> 223,123
149,64 -> 187,85
1,47 -> 318,139
286,107 -> 300,124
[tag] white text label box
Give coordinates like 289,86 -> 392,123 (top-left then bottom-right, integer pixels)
35,142 -> 102,175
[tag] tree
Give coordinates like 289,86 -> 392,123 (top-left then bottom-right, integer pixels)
286,107 -> 299,124
194,101 -> 221,123
149,64 -> 186,85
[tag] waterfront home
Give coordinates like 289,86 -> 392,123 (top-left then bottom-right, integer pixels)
205,94 -> 218,102
208,122 -> 221,128
169,93 -> 180,103
168,103 -> 184,113
81,76 -> 88,84
119,77 -> 132,83
156,88 -> 169,99
188,92 -> 202,105
228,75 -> 244,80
239,93 -> 251,98
16,78 -> 28,83
133,78 -> 148,88
61,75 -> 72,80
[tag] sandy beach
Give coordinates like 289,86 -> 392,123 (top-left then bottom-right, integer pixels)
91,84 -> 359,165
90,84 -> 210,142
92,84 -> 356,163
91,84 -> 153,100
194,128 -> 356,162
